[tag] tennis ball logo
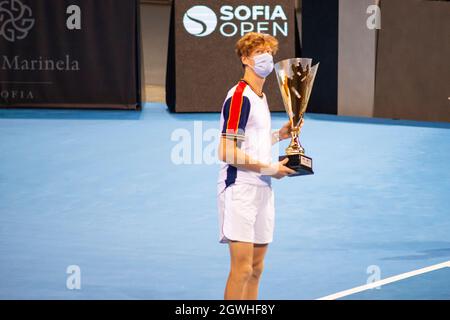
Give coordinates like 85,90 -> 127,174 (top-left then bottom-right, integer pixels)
183,5 -> 217,37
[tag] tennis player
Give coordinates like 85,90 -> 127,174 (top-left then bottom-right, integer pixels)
217,32 -> 304,300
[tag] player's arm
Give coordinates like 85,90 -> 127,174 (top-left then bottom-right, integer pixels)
218,136 -> 295,179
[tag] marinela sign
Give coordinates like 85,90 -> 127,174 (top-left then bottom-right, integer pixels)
0,0 -> 142,109
1,55 -> 80,71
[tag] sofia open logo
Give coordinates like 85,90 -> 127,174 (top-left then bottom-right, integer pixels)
0,0 -> 34,42
183,4 -> 288,38
183,5 -> 217,37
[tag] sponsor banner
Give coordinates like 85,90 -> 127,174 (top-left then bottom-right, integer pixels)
166,0 -> 298,112
0,0 -> 142,109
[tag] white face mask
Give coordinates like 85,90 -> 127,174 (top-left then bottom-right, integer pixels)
248,53 -> 274,78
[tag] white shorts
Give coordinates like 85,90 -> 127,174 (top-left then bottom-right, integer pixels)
218,183 -> 275,244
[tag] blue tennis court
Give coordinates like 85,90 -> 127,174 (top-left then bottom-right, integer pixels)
0,103 -> 449,299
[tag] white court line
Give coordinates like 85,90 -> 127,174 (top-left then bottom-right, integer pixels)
317,260 -> 450,300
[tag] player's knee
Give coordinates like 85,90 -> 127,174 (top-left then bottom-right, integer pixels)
251,261 -> 264,279
231,263 -> 253,282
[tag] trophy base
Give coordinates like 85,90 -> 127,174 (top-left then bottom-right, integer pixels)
279,154 -> 314,177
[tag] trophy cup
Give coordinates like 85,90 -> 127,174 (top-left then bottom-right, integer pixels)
274,58 -> 319,177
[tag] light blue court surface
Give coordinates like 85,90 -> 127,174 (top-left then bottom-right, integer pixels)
342,267 -> 450,300
0,103 -> 449,300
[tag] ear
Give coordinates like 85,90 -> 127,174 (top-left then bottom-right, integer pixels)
241,55 -> 251,67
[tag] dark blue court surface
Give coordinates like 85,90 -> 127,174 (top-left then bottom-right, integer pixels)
0,103 -> 449,299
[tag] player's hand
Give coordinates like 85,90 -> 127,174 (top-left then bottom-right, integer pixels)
278,119 -> 304,141
270,158 -> 296,179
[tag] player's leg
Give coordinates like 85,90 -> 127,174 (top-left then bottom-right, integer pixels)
243,243 -> 269,300
242,185 -> 274,299
224,241 -> 254,300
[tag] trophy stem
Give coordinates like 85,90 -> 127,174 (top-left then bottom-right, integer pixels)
285,127 -> 305,155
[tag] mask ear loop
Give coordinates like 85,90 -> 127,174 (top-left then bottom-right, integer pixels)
243,56 -> 256,73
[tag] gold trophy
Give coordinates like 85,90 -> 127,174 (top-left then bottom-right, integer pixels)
274,58 -> 319,176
